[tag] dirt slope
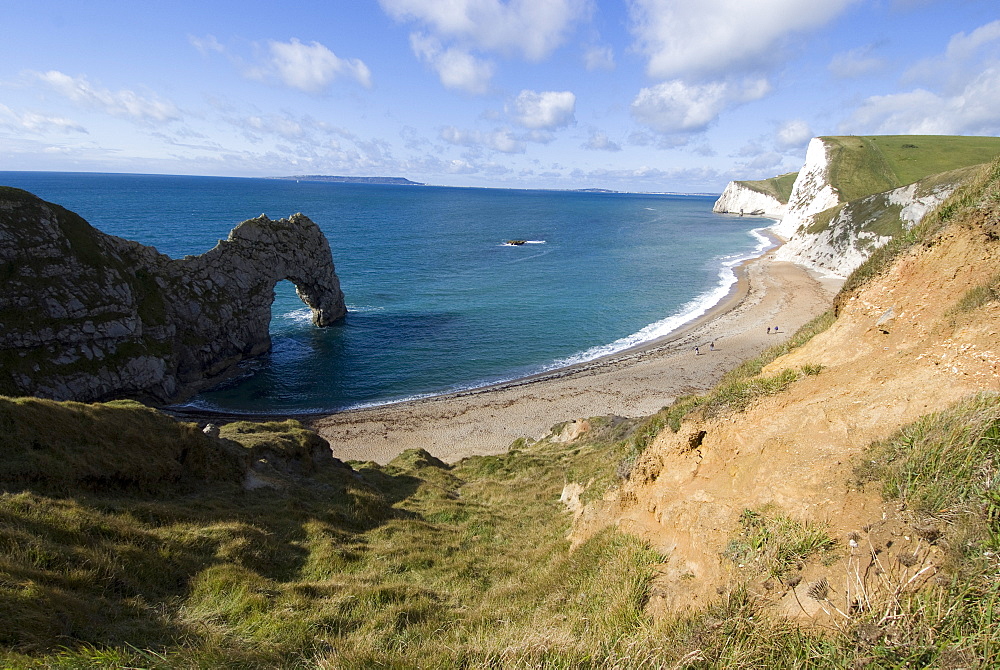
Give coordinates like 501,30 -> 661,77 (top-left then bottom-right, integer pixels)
570,216 -> 1000,618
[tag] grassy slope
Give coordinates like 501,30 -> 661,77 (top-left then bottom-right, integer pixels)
3,160 -> 1000,667
0,400 -> 671,667
735,172 -> 798,203
822,135 -> 1000,203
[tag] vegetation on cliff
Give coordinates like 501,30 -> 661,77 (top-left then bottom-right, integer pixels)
2,157 -> 999,667
821,135 -> 1000,202
733,171 -> 798,204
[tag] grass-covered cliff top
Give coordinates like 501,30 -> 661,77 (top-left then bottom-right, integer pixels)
734,171 -> 798,204
820,134 -> 1000,202
3,160 -> 1000,667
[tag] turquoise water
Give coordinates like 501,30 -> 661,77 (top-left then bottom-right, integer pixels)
0,172 -> 771,413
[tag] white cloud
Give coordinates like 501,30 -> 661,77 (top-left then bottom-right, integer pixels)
904,19 -> 1000,91
257,38 -> 372,92
507,90 -> 576,130
775,119 -> 812,150
379,0 -> 589,61
583,130 -> 621,151
631,78 -> 770,135
0,103 -> 87,134
410,33 -> 494,94
583,44 -> 615,71
440,126 -> 526,153
942,20 -> 1000,62
844,67 -> 1000,136
629,0 -> 857,80
189,34 -> 225,55
828,44 -> 886,79
34,71 -> 180,122
842,21 -> 1000,136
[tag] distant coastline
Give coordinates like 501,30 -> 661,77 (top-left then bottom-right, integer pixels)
273,175 -> 424,186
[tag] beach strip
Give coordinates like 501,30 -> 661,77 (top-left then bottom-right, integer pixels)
310,249 -> 842,464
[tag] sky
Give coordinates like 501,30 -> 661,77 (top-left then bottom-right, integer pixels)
1,0 -> 999,193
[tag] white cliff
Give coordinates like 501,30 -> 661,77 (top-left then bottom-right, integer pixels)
712,182 -> 786,219
771,138 -> 842,239
774,168 -> 970,277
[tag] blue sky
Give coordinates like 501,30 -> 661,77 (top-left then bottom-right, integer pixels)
1,0 -> 998,192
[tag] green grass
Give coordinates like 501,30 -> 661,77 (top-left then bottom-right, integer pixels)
724,506 -> 836,579
843,392 -> 1000,667
868,135 -> 1000,186
821,135 -> 1000,203
737,172 -> 798,204
657,310 -> 835,433
950,272 -> 1000,315
837,158 -> 1000,310
0,398 -> 674,667
856,393 -> 1000,521
5,367 -> 1000,667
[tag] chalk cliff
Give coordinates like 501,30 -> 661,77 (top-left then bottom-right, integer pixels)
771,138 -> 842,240
774,169 -> 970,276
0,187 -> 346,404
712,182 -> 786,219
720,136 -> 997,277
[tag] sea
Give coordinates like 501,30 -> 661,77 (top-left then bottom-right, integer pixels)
0,172 -> 773,414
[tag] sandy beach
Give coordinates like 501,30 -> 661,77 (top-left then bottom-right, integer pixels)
311,248 -> 842,464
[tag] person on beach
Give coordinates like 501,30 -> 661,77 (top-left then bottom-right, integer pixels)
695,346 -> 700,355
767,327 -> 771,335
710,342 -> 715,351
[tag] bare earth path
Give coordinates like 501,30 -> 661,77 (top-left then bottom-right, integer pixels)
311,251 -> 841,464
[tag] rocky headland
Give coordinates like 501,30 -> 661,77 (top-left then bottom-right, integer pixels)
716,135 -> 1000,276
3,140 -> 1000,666
0,186 -> 346,405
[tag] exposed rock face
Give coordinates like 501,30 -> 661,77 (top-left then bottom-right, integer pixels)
572,175 -> 1000,616
716,137 -> 977,277
775,177 -> 964,276
771,138 -> 842,239
712,182 -> 786,219
0,187 -> 346,404
773,166 -> 972,276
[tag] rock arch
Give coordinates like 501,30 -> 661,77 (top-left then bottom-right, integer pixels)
0,188 -> 347,404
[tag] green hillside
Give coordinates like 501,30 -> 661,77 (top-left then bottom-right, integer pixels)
736,172 -> 798,204
822,135 -> 1000,202
3,161 -> 1000,666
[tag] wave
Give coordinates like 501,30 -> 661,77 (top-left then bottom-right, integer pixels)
275,307 -> 313,324
333,226 -> 779,412
542,227 -> 775,369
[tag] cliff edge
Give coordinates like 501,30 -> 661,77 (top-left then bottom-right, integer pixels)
712,172 -> 796,219
719,135 -> 1000,277
572,159 -> 1000,620
0,187 -> 346,404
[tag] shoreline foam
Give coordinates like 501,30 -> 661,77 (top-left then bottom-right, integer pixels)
172,226 -> 779,418
307,242 -> 841,464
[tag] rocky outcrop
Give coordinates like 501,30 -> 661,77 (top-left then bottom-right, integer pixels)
721,136 -> 992,277
774,171 -> 968,276
712,182 -> 786,219
572,164 -> 1000,615
771,138 -> 841,240
0,187 -> 346,404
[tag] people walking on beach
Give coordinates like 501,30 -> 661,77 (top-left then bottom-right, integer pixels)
710,342 -> 715,351
767,327 -> 771,335
695,346 -> 700,355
